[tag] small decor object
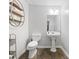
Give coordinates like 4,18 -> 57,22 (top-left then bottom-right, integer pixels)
9,34 -> 16,59
9,0 -> 24,27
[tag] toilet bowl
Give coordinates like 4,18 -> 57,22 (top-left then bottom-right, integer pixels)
27,41 -> 38,58
27,33 -> 41,59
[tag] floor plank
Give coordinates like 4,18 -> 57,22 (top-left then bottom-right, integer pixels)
19,48 -> 68,59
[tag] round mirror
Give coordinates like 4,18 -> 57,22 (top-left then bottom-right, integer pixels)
9,0 -> 24,27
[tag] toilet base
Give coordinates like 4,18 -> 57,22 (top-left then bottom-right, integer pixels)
29,49 -> 37,59
50,48 -> 56,52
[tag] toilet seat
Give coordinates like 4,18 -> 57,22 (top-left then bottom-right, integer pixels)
27,33 -> 41,58
27,41 -> 38,48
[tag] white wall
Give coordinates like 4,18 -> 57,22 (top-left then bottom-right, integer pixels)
61,8 -> 69,53
29,5 -> 61,47
59,0 -> 69,54
9,0 -> 29,58
29,0 -> 68,7
29,0 -> 69,55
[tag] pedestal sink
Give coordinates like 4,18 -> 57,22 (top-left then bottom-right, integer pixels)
47,31 -> 60,36
47,31 -> 60,52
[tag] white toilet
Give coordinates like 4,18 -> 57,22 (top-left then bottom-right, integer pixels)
27,33 -> 41,59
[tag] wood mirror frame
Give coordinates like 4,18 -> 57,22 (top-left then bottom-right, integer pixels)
9,0 -> 24,27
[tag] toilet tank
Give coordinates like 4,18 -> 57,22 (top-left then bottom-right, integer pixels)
32,33 -> 41,42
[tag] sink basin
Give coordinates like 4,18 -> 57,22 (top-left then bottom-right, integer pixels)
47,31 -> 60,36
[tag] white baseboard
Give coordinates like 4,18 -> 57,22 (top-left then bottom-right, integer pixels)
38,45 -> 61,48
38,46 -> 51,48
37,45 -> 69,58
60,47 -> 69,58
18,48 -> 26,59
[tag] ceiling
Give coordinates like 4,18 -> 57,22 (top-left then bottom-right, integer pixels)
26,0 -> 69,10
27,0 -> 69,6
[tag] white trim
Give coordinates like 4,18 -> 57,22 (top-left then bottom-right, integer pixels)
37,46 -> 51,48
37,45 -> 61,48
60,47 -> 69,58
37,45 -> 69,58
18,48 -> 26,59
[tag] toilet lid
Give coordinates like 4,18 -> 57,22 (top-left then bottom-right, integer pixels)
28,41 -> 38,47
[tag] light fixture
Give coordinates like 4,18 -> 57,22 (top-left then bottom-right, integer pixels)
49,9 -> 59,15
55,9 -> 59,15
49,9 -> 54,15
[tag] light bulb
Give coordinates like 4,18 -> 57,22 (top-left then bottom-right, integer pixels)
55,10 -> 59,15
49,9 -> 54,15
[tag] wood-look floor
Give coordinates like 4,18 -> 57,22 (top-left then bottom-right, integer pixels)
19,48 -> 68,59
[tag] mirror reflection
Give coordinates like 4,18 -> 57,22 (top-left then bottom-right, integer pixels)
47,15 -> 60,32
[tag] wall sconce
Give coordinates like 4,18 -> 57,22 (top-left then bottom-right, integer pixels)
49,9 -> 54,15
55,9 -> 59,15
49,9 -> 59,15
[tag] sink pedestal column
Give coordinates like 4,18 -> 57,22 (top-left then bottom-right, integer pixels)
50,36 -> 56,52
